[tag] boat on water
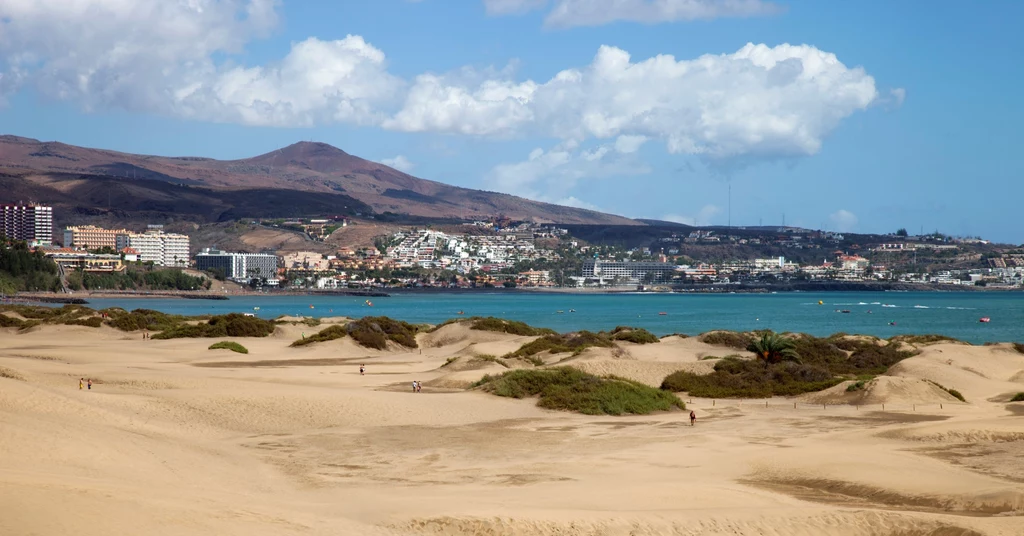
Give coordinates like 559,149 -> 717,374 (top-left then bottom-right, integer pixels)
979,317 -> 991,323
658,312 -> 667,316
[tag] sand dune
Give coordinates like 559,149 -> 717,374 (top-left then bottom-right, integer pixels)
2,323 -> 1023,535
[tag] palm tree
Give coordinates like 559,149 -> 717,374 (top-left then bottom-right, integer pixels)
747,333 -> 801,369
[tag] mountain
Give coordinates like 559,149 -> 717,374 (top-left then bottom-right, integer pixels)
0,136 -> 638,226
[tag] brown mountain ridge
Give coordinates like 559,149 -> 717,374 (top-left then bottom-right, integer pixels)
0,135 -> 638,226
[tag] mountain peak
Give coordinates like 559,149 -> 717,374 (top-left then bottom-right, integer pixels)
244,141 -> 353,172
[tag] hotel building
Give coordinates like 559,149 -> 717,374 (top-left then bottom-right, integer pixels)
1,204 -> 53,245
62,225 -> 130,250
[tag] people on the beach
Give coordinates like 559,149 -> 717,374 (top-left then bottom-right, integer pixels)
690,410 -> 696,426
79,378 -> 84,390
411,380 -> 418,392
416,381 -> 422,393
87,379 -> 92,390
359,364 -> 365,375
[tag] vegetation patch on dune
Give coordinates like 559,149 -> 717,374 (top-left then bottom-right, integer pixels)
504,330 -> 614,359
208,341 -> 248,354
1013,343 -> 1024,355
609,326 -> 660,344
662,332 -> 917,398
291,324 -> 347,347
104,308 -> 192,332
475,367 -> 684,416
923,380 -> 966,402
699,331 -> 755,349
469,316 -> 557,336
347,316 -> 419,350
0,304 -> 104,329
152,313 -> 276,339
1008,393 -> 1024,402
0,366 -> 26,381
889,334 -> 966,346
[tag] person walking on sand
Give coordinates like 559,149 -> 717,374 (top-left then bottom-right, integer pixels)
79,378 -> 84,390
87,379 -> 92,390
690,410 -> 696,426
416,381 -> 422,393
359,364 -> 365,375
411,380 -> 418,392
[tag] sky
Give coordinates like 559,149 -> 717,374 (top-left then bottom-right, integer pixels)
1,0 -> 1023,243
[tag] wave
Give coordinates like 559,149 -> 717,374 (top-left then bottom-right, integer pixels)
913,305 -> 930,309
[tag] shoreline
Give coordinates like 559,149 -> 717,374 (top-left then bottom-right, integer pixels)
12,281 -> 1017,302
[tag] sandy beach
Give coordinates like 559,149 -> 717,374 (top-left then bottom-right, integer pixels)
2,319 -> 1023,535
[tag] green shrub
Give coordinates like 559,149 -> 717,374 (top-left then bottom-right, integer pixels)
347,316 -> 418,349
926,380 -> 966,402
472,354 -> 509,368
505,335 -> 571,358
476,367 -> 684,415
661,357 -> 842,398
152,313 -> 276,339
18,320 -> 42,331
661,333 -> 690,339
0,314 -> 24,328
846,380 -> 868,392
64,317 -> 102,328
504,331 -> 614,359
209,341 -> 248,354
104,308 -> 190,332
662,332 -> 918,399
610,327 -> 660,344
889,334 -> 965,346
1010,393 -> 1024,402
470,317 -> 556,336
291,324 -> 347,347
700,331 -> 754,349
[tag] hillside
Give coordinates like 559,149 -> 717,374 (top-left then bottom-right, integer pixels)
0,136 -> 637,226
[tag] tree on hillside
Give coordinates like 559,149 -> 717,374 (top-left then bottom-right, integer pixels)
895,228 -> 909,237
747,333 -> 801,369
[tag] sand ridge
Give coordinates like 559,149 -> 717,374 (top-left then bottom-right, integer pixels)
1,325 -> 1023,535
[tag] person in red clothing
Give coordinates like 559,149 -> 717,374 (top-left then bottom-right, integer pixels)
689,410 -> 696,426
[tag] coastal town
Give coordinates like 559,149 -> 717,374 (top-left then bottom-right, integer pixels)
3,203 -> 1023,293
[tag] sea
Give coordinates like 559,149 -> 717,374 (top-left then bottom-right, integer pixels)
76,291 -> 1024,344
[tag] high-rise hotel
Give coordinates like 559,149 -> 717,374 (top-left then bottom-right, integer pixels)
1,204 -> 53,245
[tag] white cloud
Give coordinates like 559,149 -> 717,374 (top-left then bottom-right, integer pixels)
380,155 -> 415,173
545,0 -> 780,27
556,196 -> 602,211
662,205 -> 721,226
388,43 -> 884,163
483,0 -> 549,15
0,2 -> 892,168
482,0 -> 779,26
488,142 -> 650,201
614,135 -> 648,154
0,1 -> 401,127
829,209 -> 858,232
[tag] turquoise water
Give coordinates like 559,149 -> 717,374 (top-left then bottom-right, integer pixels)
78,291 -> 1024,344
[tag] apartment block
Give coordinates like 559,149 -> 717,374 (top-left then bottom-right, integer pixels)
63,225 -> 130,250
195,248 -> 279,281
1,204 -> 53,245
121,229 -> 191,267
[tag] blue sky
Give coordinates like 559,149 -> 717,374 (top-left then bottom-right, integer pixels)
2,0 -> 1023,242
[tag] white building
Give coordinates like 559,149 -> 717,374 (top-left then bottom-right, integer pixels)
194,248 -> 279,281
1,204 -> 53,245
119,228 -> 190,267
